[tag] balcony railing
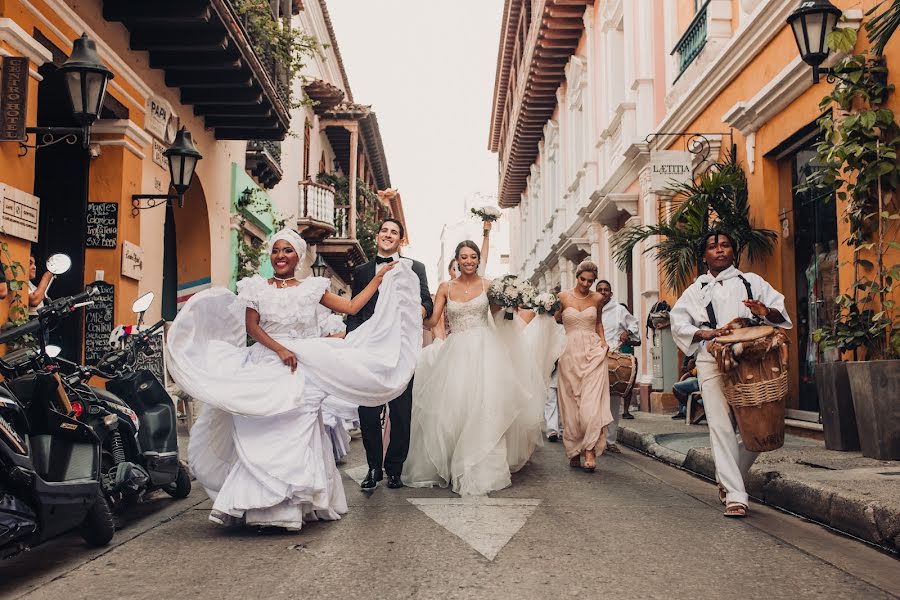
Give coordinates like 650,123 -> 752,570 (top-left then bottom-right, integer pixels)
230,0 -> 291,104
672,0 -> 709,80
334,205 -> 350,239
300,180 -> 335,223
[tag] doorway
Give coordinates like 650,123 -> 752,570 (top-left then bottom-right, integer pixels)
790,147 -> 839,412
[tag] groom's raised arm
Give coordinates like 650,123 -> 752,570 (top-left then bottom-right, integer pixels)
412,261 -> 433,320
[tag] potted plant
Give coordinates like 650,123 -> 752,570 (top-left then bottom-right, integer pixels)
807,25 -> 900,459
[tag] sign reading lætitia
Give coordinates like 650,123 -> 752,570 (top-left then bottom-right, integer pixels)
86,202 -> 118,249
649,150 -> 694,193
1,57 -> 28,142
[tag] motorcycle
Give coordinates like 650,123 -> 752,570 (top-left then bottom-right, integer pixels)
0,254 -> 115,558
54,292 -> 190,512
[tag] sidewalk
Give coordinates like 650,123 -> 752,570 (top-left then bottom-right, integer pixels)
617,413 -> 900,553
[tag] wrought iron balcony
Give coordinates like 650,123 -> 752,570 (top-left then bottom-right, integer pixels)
672,0 -> 709,80
245,140 -> 282,189
296,180 -> 336,242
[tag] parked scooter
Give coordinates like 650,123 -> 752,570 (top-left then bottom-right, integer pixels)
0,254 -> 115,558
53,292 -> 190,512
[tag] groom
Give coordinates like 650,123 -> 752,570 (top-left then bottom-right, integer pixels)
347,217 -> 432,490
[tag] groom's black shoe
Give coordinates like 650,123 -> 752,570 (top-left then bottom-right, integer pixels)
361,468 -> 383,491
386,475 -> 404,489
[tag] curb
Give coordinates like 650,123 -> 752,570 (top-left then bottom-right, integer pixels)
618,424 -> 900,553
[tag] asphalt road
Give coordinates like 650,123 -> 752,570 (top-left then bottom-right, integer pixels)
3,441 -> 898,600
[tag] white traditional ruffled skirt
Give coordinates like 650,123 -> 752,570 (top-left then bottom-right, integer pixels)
166,265 -> 423,530
403,313 -> 564,496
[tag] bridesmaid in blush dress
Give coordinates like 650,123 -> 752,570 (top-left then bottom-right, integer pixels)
555,261 -> 612,472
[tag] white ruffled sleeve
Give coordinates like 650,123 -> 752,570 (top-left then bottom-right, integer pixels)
236,275 -> 266,312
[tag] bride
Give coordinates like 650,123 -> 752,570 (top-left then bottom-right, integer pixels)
403,240 -> 560,496
166,228 -> 422,530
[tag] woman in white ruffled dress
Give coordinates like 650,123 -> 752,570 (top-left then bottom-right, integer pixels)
402,240 -> 563,496
166,228 -> 423,531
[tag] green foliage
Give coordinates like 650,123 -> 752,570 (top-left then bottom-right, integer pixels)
316,172 -> 381,259
611,158 -> 777,292
230,0 -> 322,109
802,30 -> 900,361
866,0 -> 900,57
234,187 -> 286,282
1,242 -> 33,350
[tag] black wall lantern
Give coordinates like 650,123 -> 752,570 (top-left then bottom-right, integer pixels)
311,252 -> 329,277
787,0 -> 843,83
132,127 -> 202,215
18,32 -> 114,155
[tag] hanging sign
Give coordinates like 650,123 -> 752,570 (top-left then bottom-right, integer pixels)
1,57 -> 28,142
84,281 -> 114,365
85,202 -> 118,249
121,240 -> 144,281
0,184 -> 40,242
145,95 -> 178,143
649,151 -> 693,193
152,138 -> 168,169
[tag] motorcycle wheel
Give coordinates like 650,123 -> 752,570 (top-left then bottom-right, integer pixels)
163,463 -> 192,499
80,495 -> 115,547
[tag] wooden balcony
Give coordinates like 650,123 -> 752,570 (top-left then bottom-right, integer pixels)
315,204 -> 366,283
103,0 -> 291,140
245,140 -> 282,189
672,1 -> 709,80
296,180 -> 336,243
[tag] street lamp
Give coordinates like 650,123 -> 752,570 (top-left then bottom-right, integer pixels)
132,127 -> 203,214
17,32 -> 114,155
787,0 -> 843,83
311,252 -> 329,278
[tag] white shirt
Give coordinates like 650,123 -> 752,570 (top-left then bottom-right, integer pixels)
600,299 -> 640,352
670,266 -> 792,357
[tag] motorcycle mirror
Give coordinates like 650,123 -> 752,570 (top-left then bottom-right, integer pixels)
45,345 -> 62,358
46,253 -> 72,276
131,292 -> 154,315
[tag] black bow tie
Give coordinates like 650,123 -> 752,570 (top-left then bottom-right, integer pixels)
375,256 -> 394,264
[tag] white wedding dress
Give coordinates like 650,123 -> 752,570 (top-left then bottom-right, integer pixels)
166,264 -> 423,530
403,286 -> 563,496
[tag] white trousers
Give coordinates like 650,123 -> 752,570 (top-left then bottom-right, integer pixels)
607,393 -> 622,444
697,349 -> 758,506
545,387 -> 559,435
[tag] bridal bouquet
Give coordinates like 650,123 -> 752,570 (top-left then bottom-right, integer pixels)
488,275 -> 536,320
470,206 -> 502,222
531,291 -> 561,316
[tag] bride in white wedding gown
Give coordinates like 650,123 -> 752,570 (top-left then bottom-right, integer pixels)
166,229 -> 422,530
403,241 -> 563,496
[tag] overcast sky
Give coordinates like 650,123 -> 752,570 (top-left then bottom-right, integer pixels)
327,0 -> 503,289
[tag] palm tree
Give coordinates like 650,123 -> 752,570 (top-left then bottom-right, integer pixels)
867,0 -> 900,57
611,158 -> 777,292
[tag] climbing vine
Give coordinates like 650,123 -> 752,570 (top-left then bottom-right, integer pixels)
235,187 -> 287,282
1,243 -> 31,349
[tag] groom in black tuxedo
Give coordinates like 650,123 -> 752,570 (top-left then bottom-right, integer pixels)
346,217 -> 432,490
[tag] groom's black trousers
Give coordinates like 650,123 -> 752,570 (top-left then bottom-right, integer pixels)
358,379 -> 413,476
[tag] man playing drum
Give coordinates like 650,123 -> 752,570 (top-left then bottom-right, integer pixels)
597,280 -> 640,453
670,230 -> 792,518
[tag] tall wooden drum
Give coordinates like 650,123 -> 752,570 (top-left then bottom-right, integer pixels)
708,325 -> 790,452
607,351 -> 637,399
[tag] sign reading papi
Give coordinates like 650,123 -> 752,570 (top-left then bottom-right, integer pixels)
649,151 -> 693,193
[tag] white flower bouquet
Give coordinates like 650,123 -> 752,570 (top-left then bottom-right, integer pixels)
488,275 -> 534,320
470,206 -> 502,222
531,291 -> 561,316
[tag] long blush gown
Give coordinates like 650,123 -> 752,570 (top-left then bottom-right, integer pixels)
557,306 -> 613,459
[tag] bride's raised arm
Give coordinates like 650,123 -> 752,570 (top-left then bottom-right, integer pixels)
423,281 -> 449,329
320,262 -> 397,315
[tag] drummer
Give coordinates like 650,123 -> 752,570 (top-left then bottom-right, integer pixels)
670,230 -> 792,518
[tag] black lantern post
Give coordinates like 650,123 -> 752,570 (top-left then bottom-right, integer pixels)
311,252 -> 329,278
18,32 -> 113,155
132,127 -> 203,214
787,0 -> 843,83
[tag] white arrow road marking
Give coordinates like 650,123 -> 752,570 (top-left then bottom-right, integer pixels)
343,464 -> 370,484
408,497 -> 541,561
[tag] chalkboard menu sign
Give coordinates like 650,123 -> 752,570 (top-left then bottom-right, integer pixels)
133,328 -> 168,387
84,281 -> 114,365
85,202 -> 118,249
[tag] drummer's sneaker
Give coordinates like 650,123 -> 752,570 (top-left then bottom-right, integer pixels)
547,431 -> 559,443
606,443 -> 622,454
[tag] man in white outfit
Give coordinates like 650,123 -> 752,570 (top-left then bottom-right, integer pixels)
670,230 -> 791,517
596,280 -> 640,453
545,363 -> 560,442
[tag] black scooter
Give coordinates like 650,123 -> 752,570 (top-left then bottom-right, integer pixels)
0,265 -> 115,557
56,292 -> 190,512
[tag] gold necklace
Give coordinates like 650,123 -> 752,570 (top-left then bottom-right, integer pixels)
572,288 -> 589,300
273,276 -> 297,289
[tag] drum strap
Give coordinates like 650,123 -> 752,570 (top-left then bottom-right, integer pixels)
700,275 -> 753,328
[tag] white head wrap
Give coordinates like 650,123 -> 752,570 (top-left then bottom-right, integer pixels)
266,228 -> 307,277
